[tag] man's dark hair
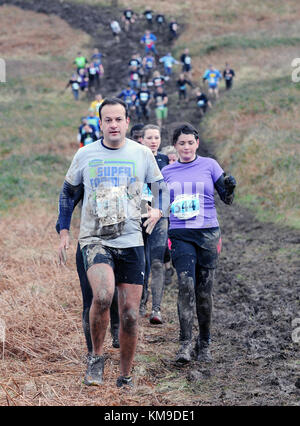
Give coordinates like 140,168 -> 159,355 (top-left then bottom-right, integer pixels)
98,97 -> 129,120
172,123 -> 199,145
130,123 -> 144,137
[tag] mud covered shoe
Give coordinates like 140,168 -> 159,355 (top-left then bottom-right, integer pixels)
149,310 -> 162,324
83,354 -> 104,386
139,302 -> 147,317
175,341 -> 193,363
196,340 -> 212,363
116,376 -> 134,388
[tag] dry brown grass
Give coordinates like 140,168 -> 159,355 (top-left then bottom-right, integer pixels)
0,202 -> 199,406
0,5 -> 91,60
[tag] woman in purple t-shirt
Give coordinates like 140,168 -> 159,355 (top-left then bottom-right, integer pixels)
161,123 -> 236,363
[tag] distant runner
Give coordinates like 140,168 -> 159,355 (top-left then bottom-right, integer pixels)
140,30 -> 158,56
169,18 -> 178,41
110,20 -> 121,43
176,73 -> 193,102
155,14 -> 166,33
144,10 -> 154,27
159,52 -> 178,77
203,65 -> 222,99
153,85 -> 168,128
180,48 -> 192,79
74,51 -> 88,73
136,83 -> 152,122
64,73 -> 80,101
117,85 -> 137,118
223,63 -> 235,90
122,9 -> 136,32
195,87 -> 212,116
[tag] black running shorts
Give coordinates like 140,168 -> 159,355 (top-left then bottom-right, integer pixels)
81,244 -> 145,285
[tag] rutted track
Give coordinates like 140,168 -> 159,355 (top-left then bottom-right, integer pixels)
1,0 -> 300,406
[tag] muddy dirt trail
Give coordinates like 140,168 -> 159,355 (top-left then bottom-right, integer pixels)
1,0 -> 300,406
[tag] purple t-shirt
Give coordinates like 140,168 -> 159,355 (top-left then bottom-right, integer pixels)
161,156 -> 223,229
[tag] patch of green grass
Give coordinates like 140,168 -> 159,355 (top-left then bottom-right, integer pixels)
203,71 -> 300,230
0,154 -> 68,210
199,35 -> 300,55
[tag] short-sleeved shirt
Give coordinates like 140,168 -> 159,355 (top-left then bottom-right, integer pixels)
137,90 -> 151,105
153,76 -> 165,88
161,156 -> 224,229
223,68 -> 235,81
154,92 -> 168,108
203,69 -> 222,86
65,138 -> 163,248
124,10 -> 133,19
156,15 -> 165,24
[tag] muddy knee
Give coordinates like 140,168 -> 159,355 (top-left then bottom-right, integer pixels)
151,258 -> 163,275
178,272 -> 195,305
121,308 -> 138,335
92,287 -> 112,313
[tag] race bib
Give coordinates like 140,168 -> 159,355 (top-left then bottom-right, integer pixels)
185,56 -> 191,64
84,137 -> 93,146
197,100 -> 205,106
171,193 -> 200,220
72,82 -> 79,90
96,185 -> 127,226
140,92 -> 149,102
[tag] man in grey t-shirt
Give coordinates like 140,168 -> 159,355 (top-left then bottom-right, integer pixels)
58,98 -> 166,388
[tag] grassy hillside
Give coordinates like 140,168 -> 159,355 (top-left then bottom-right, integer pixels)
0,5 -> 93,211
1,0 -> 300,228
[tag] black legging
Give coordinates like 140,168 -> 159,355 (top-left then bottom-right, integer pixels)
172,253 -> 214,343
76,243 -> 119,353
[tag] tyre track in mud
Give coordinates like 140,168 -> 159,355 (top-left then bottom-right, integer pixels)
3,0 -> 300,405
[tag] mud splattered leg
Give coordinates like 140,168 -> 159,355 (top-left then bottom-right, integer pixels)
87,264 -> 115,355
195,267 -> 214,362
118,283 -> 143,377
150,259 -> 165,312
175,271 -> 195,362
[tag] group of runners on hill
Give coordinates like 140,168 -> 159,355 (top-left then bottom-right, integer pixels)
58,9 -> 237,389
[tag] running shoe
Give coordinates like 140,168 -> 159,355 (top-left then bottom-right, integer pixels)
175,341 -> 192,363
149,310 -> 162,324
196,340 -> 212,363
139,302 -> 147,317
83,354 -> 105,386
116,375 -> 134,388
111,330 -> 120,348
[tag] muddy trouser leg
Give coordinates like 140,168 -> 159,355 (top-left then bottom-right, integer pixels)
140,223 -> 150,307
170,236 -> 199,345
76,243 -> 93,354
110,287 -> 119,337
173,256 -> 196,342
148,218 -> 168,311
195,267 -> 214,343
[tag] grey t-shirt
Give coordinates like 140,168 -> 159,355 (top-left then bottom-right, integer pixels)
65,138 -> 163,249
